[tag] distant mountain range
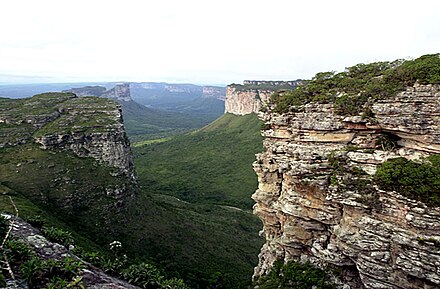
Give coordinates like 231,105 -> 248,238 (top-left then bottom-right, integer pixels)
0,82 -> 227,142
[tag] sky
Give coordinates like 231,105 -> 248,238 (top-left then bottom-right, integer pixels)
1,0 -> 439,85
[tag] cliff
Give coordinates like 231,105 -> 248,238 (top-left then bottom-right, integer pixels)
63,83 -> 132,102
201,86 -> 226,101
253,56 -> 440,288
225,80 -> 302,115
0,92 -> 136,209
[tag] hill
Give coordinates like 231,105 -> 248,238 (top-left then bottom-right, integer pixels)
134,113 -> 264,209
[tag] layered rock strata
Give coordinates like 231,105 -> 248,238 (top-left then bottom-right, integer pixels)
225,87 -> 273,115
225,80 -> 302,115
253,84 -> 440,288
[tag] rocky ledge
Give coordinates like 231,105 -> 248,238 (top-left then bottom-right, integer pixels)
253,84 -> 440,288
1,214 -> 140,289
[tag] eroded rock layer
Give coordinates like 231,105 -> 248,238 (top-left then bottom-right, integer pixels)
225,80 -> 302,115
253,84 -> 440,288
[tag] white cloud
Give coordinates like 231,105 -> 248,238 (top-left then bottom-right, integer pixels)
1,0 -> 439,84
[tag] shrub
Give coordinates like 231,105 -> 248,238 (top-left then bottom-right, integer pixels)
24,215 -> 46,229
254,261 -> 335,289
4,239 -> 35,262
374,155 -> 440,206
273,54 -> 440,115
20,256 -> 84,288
121,262 -> 164,288
0,215 -> 8,239
42,227 -> 74,247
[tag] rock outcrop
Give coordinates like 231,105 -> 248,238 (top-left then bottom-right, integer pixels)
253,84 -> 440,288
101,83 -> 131,102
202,86 -> 226,101
225,80 -> 302,115
63,83 -> 132,102
33,96 -> 134,177
1,214 -> 140,289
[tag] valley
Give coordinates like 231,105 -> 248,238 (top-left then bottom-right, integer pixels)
1,54 -> 439,289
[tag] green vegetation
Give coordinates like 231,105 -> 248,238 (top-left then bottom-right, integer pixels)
254,261 -> 335,289
374,154 -> 440,206
273,54 -> 440,114
122,99 -> 224,142
112,193 -> 263,288
42,227 -> 75,247
20,256 -> 84,288
229,83 -> 299,92
134,113 -> 263,209
0,215 -> 7,239
1,94 -> 264,288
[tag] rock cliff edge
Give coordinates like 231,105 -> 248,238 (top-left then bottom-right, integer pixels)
253,83 -> 440,288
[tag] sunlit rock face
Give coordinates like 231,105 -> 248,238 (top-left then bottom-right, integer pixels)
253,84 -> 440,288
225,80 -> 302,115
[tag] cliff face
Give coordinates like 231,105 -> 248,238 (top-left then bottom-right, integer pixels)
225,86 -> 272,115
253,84 -> 440,288
225,80 -> 302,115
33,96 -> 134,177
201,86 -> 226,101
63,83 -> 132,102
101,83 -> 131,102
0,92 -> 136,202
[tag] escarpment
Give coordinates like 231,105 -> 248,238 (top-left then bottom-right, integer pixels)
0,92 -> 136,208
253,58 -> 440,288
225,80 -> 302,115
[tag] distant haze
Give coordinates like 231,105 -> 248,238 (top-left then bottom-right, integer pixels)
1,0 -> 439,85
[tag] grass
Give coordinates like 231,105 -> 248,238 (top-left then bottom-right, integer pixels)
132,137 -> 172,147
134,113 -> 264,209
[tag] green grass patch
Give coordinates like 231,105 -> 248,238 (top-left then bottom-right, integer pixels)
132,137 -> 172,147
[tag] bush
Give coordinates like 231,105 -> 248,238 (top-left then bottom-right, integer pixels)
273,54 -> 440,115
121,262 -> 164,288
42,227 -> 74,247
4,239 -> 35,262
20,256 -> 84,288
254,261 -> 335,289
0,215 -> 8,239
374,155 -> 440,206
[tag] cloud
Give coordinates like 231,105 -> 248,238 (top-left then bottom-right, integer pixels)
1,0 -> 439,84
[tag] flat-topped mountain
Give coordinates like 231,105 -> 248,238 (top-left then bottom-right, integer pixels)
225,80 -> 302,115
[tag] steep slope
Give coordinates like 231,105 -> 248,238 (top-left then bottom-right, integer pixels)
253,54 -> 440,288
130,113 -> 265,287
134,113 -> 263,209
0,92 -> 137,258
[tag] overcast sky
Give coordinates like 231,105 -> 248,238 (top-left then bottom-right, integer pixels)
1,0 -> 439,85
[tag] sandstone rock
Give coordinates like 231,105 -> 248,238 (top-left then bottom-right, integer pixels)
253,84 -> 440,288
